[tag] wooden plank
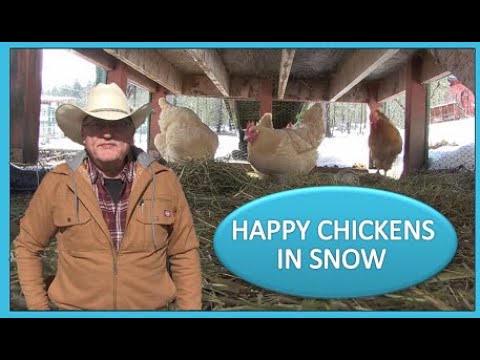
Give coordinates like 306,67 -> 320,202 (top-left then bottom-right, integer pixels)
104,48 -> 183,95
10,49 -> 42,163
329,49 -> 400,102
73,48 -> 159,93
278,49 -> 296,100
377,50 -> 451,102
420,50 -> 451,84
107,62 -> 128,91
186,49 -> 230,97
283,78 -> 328,102
183,75 -> 328,101
10,49 -> 24,160
341,50 -> 453,103
182,75 -> 223,97
377,66 -> 407,102
403,55 -> 427,175
126,68 -> 160,93
367,85 -> 378,169
72,48 -> 117,71
259,79 -> 273,115
229,77 -> 262,99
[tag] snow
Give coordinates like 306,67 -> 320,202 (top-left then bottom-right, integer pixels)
38,117 -> 475,177
316,133 -> 369,168
428,118 -> 475,147
213,117 -> 475,177
215,133 -> 241,159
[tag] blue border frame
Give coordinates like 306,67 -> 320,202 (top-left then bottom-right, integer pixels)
3,42 -> 477,318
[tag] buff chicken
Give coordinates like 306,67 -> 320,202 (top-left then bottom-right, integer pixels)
244,103 -> 325,178
154,98 -> 219,163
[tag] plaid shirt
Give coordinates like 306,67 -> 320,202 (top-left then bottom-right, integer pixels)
86,157 -> 134,251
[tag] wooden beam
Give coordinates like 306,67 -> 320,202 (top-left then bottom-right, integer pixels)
377,50 -> 451,102
186,49 -> 230,97
126,68 -> 160,93
403,55 -> 427,176
259,79 -> 273,115
329,49 -> 400,102
420,50 -> 450,84
335,84 -> 369,103
341,50 -> 454,104
182,75 -> 223,97
182,75 -> 328,101
72,49 -> 117,71
10,49 -> 42,163
283,78 -> 328,102
230,77 -> 265,100
427,49 -> 474,92
107,61 -> 128,91
377,66 -> 407,102
104,48 -> 183,95
278,49 -> 296,100
72,48 -> 160,92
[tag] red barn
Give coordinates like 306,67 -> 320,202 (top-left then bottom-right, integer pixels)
430,76 -> 475,123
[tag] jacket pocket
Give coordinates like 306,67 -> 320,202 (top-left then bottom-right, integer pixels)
135,198 -> 175,251
53,209 -> 102,252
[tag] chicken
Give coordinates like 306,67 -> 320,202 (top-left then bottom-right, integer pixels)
153,98 -> 219,163
244,103 -> 325,178
368,107 -> 403,176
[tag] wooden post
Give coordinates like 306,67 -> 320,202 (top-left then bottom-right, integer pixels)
259,79 -> 273,116
366,83 -> 378,170
10,49 -> 43,164
107,62 -> 128,92
403,55 -> 427,176
148,87 -> 167,156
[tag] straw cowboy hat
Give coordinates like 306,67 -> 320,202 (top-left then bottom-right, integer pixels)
56,82 -> 152,144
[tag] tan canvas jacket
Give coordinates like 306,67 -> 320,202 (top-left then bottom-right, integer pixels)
14,148 -> 202,310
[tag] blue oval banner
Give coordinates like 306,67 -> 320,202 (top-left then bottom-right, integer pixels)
213,187 -> 458,298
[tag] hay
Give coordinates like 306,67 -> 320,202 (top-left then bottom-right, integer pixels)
10,161 -> 475,312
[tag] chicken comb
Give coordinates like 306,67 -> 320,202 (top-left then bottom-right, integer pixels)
244,120 -> 256,131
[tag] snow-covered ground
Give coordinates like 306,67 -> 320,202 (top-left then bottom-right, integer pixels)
39,117 -> 475,177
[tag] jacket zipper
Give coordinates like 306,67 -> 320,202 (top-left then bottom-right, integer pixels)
112,253 -> 118,310
111,198 -> 137,310
110,203 -> 120,310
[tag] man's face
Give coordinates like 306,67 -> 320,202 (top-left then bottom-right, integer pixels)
82,116 -> 134,167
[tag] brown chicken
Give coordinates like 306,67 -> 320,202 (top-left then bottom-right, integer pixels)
154,98 -> 219,163
244,103 -> 325,178
368,107 -> 403,176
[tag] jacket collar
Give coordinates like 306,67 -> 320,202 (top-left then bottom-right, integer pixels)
65,146 -> 159,172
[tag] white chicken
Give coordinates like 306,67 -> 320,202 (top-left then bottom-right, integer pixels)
244,103 -> 326,178
153,98 -> 219,163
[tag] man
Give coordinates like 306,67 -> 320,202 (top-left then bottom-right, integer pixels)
14,83 -> 202,310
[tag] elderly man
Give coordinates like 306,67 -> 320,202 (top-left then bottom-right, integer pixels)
14,83 -> 202,310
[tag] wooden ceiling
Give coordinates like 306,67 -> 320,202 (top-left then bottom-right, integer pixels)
73,48 -> 474,103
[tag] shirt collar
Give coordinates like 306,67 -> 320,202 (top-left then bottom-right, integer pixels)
86,153 -> 135,185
